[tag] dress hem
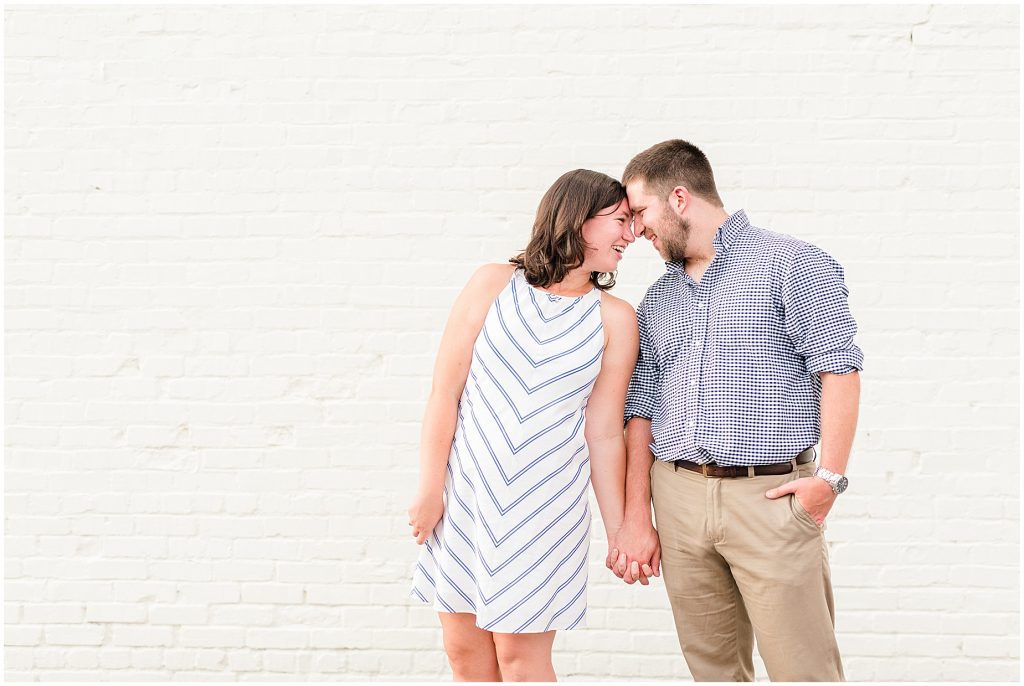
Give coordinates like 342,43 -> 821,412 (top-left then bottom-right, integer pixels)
408,590 -> 587,633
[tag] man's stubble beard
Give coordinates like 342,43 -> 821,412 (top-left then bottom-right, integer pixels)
659,213 -> 691,262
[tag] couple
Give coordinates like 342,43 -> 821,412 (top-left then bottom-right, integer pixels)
408,140 -> 862,682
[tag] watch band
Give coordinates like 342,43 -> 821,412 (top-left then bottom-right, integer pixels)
813,466 -> 848,495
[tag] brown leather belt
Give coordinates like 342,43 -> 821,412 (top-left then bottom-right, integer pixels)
672,447 -> 816,478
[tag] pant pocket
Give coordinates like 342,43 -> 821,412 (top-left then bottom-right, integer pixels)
790,492 -> 821,528
788,466 -> 824,530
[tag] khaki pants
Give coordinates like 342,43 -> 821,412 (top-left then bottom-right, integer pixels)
651,457 -> 844,682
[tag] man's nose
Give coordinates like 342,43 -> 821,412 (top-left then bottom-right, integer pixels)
632,220 -> 645,239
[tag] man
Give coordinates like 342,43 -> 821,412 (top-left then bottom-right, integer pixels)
610,139 -> 862,681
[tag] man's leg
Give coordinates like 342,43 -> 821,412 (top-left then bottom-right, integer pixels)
651,459 -> 755,681
718,461 -> 844,681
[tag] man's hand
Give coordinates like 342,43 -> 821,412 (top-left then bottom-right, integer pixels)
608,519 -> 661,585
765,476 -> 836,525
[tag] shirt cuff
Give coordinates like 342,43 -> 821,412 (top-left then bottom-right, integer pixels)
805,347 -> 864,375
623,398 -> 655,426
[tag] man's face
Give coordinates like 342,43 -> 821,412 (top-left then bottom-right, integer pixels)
625,181 -> 690,262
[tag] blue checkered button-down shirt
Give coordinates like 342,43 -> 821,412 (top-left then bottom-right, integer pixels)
624,209 -> 864,466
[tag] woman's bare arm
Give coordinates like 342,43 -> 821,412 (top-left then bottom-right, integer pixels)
584,295 -> 639,562
409,263 -> 515,544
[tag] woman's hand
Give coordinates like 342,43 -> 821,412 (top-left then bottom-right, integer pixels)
607,519 -> 660,585
408,490 -> 444,545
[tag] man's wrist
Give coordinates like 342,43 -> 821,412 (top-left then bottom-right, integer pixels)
623,503 -> 653,526
813,465 -> 848,495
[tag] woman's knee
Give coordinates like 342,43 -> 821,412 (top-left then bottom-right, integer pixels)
493,633 -> 555,680
444,634 -> 489,669
440,615 -> 499,679
493,639 -> 526,669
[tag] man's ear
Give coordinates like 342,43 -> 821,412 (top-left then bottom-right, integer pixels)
670,186 -> 690,216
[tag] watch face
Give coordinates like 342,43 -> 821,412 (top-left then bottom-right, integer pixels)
835,476 -> 849,494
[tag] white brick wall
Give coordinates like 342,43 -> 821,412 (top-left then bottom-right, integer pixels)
4,4 -> 1019,681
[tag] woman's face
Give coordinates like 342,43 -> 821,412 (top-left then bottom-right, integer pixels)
580,198 -> 634,273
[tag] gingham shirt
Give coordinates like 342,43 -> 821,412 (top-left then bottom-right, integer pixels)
624,209 -> 864,466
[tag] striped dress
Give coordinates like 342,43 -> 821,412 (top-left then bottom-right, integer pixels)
410,267 -> 605,633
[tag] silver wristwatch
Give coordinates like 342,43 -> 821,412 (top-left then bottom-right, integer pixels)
813,466 -> 849,495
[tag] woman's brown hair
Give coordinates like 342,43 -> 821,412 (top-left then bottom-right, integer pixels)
509,169 -> 626,291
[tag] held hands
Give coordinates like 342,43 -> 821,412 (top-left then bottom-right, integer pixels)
606,520 -> 661,586
765,476 -> 836,525
407,490 -> 444,545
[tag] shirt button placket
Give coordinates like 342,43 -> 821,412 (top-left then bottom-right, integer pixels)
685,296 -> 706,444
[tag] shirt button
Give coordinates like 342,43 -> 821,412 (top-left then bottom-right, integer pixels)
690,380 -> 697,387
695,303 -> 705,310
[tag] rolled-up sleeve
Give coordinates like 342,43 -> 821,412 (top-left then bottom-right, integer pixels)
781,243 -> 864,376
624,299 -> 660,424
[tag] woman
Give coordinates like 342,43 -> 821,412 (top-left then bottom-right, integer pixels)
408,169 -> 639,681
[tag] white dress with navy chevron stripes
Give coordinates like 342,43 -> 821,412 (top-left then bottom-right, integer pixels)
410,268 -> 604,633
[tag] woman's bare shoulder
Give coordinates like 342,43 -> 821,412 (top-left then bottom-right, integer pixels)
472,262 -> 517,283
599,291 -> 638,322
598,291 -> 639,351
457,263 -> 517,307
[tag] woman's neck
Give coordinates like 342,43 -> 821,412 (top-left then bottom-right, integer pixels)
545,267 -> 594,296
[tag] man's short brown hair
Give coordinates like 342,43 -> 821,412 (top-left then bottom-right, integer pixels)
622,139 -> 723,207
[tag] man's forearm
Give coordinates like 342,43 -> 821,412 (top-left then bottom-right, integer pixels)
624,418 -> 656,524
818,371 -> 860,475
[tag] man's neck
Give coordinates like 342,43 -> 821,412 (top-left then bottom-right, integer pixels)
684,208 -> 730,264
682,208 -> 731,280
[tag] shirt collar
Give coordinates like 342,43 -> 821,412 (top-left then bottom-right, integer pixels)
715,209 -> 751,250
664,209 -> 751,275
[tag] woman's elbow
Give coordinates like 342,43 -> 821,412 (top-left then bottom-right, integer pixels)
427,382 -> 464,406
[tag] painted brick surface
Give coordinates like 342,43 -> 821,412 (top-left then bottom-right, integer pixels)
5,4 -> 1019,681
